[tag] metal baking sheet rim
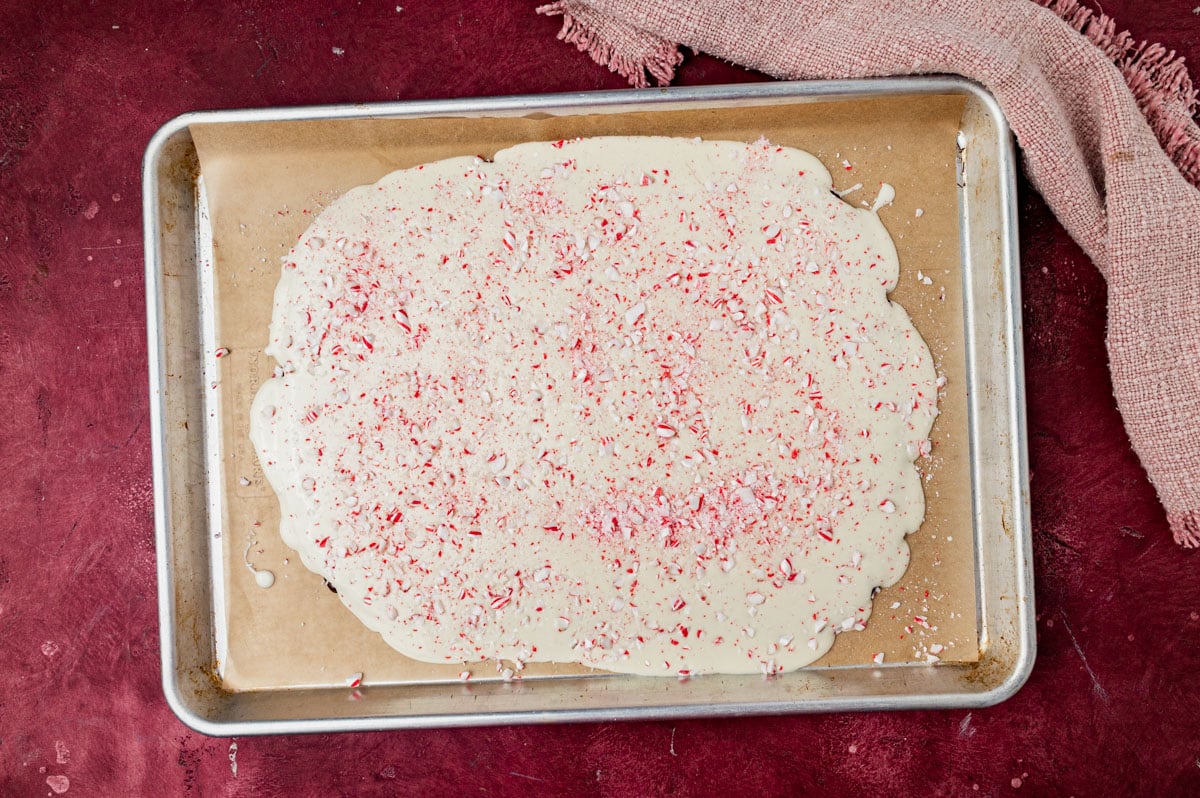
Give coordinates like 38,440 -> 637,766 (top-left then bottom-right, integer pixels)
144,77 -> 1034,736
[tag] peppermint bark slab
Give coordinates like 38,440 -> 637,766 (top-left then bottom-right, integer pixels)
251,137 -> 938,676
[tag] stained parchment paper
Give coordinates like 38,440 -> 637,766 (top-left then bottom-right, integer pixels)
191,93 -> 977,691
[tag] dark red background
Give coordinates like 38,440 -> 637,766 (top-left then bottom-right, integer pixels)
2,1 -> 1198,795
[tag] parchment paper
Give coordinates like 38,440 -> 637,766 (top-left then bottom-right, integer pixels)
192,93 -> 977,691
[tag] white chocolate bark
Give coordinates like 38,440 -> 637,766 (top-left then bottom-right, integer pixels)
251,137 -> 938,676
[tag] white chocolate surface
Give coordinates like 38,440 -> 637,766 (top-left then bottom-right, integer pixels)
251,137 -> 938,675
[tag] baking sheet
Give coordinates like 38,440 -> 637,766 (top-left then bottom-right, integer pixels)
191,94 -> 977,692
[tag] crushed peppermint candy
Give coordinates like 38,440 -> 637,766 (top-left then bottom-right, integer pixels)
251,136 -> 939,676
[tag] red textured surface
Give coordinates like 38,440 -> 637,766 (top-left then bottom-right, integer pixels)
1,1 -> 1198,795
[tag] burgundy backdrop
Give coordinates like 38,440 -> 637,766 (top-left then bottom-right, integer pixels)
1,1 -> 1197,795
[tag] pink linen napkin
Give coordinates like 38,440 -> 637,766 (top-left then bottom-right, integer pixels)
538,0 -> 1200,547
